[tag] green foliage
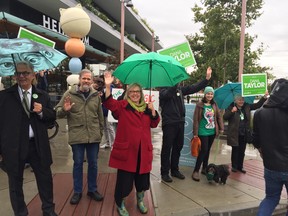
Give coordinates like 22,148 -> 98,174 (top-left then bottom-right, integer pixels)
187,0 -> 272,87
78,0 -> 93,6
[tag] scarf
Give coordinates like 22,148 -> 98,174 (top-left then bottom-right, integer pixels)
127,98 -> 146,112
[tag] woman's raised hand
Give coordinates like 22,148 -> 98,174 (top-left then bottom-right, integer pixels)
148,102 -> 156,117
104,71 -> 114,85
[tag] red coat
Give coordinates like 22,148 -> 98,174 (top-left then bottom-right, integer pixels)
103,96 -> 160,174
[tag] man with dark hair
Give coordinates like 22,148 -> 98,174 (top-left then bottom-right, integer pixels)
93,74 -> 116,149
253,78 -> 288,216
0,61 -> 57,216
36,69 -> 49,91
159,67 -> 212,182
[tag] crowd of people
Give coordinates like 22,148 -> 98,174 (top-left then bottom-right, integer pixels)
0,60 -> 287,216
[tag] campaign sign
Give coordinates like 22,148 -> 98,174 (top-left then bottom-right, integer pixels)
107,88 -> 159,122
179,103 -> 197,167
18,27 -> 55,48
242,73 -> 267,97
158,41 -> 196,70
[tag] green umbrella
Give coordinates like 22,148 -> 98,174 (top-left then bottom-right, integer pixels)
214,82 -> 255,109
113,52 -> 190,89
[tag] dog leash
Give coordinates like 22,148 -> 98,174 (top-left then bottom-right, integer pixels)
212,136 -> 221,163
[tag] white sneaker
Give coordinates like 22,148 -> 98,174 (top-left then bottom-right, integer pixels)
100,144 -> 107,148
100,144 -> 110,149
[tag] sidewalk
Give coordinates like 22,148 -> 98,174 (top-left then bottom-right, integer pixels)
0,119 -> 287,215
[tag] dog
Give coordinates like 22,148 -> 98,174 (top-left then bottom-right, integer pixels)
205,163 -> 230,184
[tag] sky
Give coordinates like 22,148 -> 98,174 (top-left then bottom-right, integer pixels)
132,0 -> 288,79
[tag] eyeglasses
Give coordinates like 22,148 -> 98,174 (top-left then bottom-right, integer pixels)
14,71 -> 33,76
129,90 -> 141,94
96,80 -> 104,84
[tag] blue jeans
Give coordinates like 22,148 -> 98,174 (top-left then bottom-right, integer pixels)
257,168 -> 288,216
71,143 -> 99,193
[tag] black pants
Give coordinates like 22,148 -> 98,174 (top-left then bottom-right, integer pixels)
160,123 -> 184,176
114,149 -> 150,206
231,135 -> 246,170
194,134 -> 216,172
7,139 -> 55,216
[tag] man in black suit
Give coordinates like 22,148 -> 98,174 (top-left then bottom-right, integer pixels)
0,61 -> 57,216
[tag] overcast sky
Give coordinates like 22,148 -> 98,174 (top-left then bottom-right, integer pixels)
132,0 -> 288,79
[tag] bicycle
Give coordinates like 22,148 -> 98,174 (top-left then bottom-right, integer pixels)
48,121 -> 59,140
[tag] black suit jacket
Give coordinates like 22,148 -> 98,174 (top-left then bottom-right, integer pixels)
0,84 -> 56,175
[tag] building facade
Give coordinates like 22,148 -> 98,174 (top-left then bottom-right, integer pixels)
0,0 -> 163,64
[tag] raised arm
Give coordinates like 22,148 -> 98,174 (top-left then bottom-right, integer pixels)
104,71 -> 114,98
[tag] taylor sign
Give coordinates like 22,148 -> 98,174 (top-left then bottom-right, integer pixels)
158,41 -> 196,71
242,73 -> 267,97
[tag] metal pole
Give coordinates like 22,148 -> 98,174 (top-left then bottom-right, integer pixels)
120,0 -> 125,63
223,37 -> 227,84
151,32 -> 155,52
238,0 -> 246,82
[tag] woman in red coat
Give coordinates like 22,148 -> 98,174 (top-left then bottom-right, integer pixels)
103,71 -> 160,216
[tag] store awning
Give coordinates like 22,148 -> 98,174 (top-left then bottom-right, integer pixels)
0,12 -> 110,63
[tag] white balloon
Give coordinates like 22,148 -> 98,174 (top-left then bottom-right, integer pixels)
66,74 -> 79,85
59,4 -> 91,38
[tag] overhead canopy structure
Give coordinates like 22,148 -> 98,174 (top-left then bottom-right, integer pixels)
0,12 -> 110,63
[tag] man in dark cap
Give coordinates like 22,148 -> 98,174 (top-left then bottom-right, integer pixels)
253,78 -> 288,216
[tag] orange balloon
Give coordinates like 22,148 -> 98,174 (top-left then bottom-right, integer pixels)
65,38 -> 85,57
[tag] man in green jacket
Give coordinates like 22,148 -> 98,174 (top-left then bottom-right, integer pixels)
55,69 -> 104,205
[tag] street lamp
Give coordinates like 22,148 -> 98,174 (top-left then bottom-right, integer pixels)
120,0 -> 133,63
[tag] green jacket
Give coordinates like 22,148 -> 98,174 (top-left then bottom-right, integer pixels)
55,85 -> 104,145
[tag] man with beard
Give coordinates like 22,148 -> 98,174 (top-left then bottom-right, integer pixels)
55,69 -> 104,205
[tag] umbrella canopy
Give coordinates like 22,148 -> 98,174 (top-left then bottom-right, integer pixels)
0,38 -> 68,76
214,82 -> 255,109
113,52 -> 190,88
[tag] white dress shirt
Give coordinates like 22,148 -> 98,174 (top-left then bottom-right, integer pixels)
18,86 -> 34,138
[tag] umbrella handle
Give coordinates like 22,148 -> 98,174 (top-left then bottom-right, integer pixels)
149,60 -> 152,90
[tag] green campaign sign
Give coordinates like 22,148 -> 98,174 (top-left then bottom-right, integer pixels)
158,42 -> 196,69
242,73 -> 267,96
17,27 -> 55,48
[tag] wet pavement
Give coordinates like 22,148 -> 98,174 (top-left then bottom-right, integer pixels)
0,119 -> 287,216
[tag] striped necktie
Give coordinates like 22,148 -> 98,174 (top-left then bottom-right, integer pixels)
22,90 -> 30,117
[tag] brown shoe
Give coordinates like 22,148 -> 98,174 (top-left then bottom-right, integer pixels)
192,172 -> 200,182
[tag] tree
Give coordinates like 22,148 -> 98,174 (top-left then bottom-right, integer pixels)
186,0 -> 273,87
103,50 -> 131,71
